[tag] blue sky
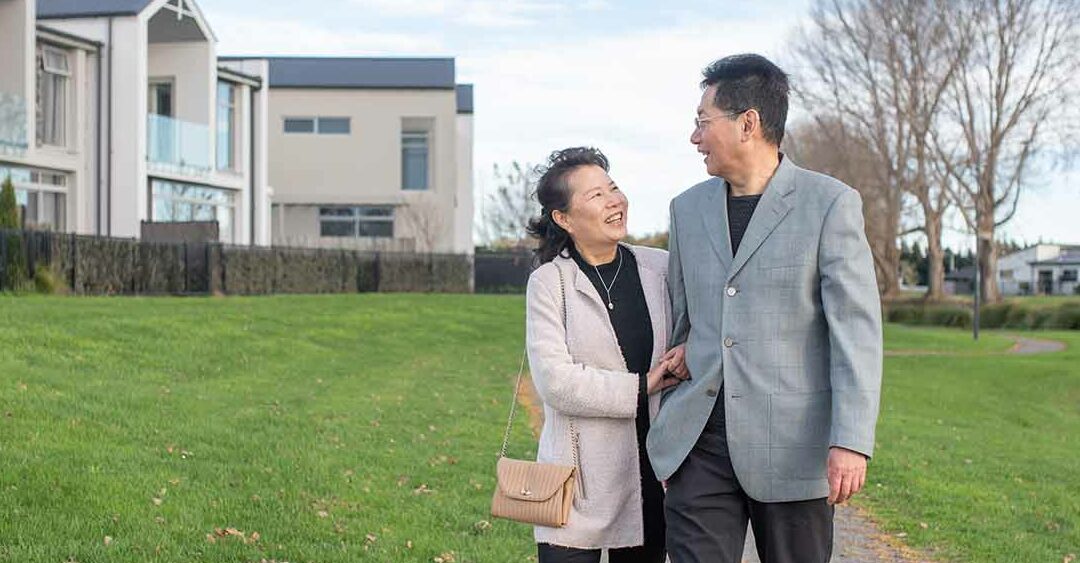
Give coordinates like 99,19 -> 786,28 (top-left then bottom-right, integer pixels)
199,0 -> 1078,249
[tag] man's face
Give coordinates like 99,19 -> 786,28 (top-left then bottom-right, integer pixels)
691,84 -> 743,178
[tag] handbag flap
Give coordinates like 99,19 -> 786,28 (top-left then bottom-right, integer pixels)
496,457 -> 575,502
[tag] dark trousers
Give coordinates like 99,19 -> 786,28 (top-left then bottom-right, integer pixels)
665,396 -> 834,563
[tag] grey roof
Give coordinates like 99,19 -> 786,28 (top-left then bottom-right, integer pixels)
247,57 -> 456,90
456,84 -> 473,114
37,0 -> 154,18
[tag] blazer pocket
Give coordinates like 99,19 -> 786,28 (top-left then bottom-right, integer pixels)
768,391 -> 831,479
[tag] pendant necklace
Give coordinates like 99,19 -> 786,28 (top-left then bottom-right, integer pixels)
593,247 -> 623,310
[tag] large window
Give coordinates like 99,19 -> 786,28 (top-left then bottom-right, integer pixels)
151,179 -> 236,243
1062,269 -> 1078,282
216,81 -> 237,171
401,131 -> 429,190
319,206 -> 393,238
0,165 -> 67,230
36,45 -> 70,147
283,117 -> 350,134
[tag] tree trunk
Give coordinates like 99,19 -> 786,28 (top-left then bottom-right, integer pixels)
975,209 -> 1001,303
923,207 -> 946,301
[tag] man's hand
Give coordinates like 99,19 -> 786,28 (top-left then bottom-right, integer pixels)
827,447 -> 867,505
662,344 -> 690,380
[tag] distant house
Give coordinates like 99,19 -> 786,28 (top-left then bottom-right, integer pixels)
945,265 -> 976,295
997,244 -> 1080,296
221,56 -> 476,254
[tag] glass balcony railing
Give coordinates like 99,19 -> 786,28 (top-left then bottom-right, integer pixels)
0,92 -> 28,155
147,113 -> 211,172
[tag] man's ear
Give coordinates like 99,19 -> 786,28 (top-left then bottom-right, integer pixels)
742,109 -> 760,141
552,209 -> 572,234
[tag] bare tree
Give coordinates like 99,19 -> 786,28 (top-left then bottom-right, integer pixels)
400,199 -> 445,254
480,161 -> 539,249
932,0 -> 1080,302
785,116 -> 912,296
791,0 -> 966,300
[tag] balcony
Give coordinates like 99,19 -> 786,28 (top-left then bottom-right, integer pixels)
0,92 -> 28,157
147,113 -> 211,174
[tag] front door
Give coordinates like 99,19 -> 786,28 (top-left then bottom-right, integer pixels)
1038,270 -> 1054,294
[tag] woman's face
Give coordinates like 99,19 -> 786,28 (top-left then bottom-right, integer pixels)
555,164 -> 628,249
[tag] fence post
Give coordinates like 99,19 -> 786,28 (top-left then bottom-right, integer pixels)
374,251 -> 381,292
0,231 -> 7,291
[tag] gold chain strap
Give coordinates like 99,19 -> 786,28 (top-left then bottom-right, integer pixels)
499,267 -> 580,474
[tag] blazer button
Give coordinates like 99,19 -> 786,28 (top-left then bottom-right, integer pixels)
723,337 -> 734,348
726,286 -> 737,297
705,388 -> 718,397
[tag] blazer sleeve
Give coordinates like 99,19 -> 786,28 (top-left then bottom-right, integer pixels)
526,270 -> 639,419
668,201 -> 690,348
818,189 -> 883,458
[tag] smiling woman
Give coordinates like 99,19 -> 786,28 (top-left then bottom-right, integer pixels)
518,147 -> 688,563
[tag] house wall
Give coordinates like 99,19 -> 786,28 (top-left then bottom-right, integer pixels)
454,112 -> 474,254
267,87 -> 462,253
148,41 -> 212,125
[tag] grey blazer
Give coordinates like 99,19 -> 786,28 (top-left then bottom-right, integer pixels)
646,156 -> 883,502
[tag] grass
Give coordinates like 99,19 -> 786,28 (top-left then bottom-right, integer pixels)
0,294 -> 536,562
0,294 -> 1076,562
863,331 -> 1079,562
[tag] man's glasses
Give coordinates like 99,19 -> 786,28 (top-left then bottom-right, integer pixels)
694,109 -> 748,130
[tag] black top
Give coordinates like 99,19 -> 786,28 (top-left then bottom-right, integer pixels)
727,188 -> 762,255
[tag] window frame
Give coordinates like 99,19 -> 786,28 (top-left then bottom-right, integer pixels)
36,44 -> 71,148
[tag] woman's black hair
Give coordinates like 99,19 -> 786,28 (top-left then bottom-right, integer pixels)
526,147 -> 610,264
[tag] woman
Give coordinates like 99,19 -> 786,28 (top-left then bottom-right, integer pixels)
525,147 -> 687,563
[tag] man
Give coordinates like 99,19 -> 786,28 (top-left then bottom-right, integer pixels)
646,54 -> 883,563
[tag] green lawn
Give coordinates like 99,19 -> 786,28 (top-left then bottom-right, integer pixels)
0,294 -> 1076,562
0,294 -> 537,562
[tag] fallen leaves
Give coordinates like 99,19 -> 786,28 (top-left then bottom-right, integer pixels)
103,536 -> 113,546
433,552 -> 455,563
413,484 -> 434,495
205,527 -> 260,545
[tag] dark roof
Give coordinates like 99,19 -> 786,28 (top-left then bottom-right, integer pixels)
37,0 -> 154,18
456,84 -> 473,114
1030,257 -> 1080,266
236,57 -> 456,90
945,266 -> 976,281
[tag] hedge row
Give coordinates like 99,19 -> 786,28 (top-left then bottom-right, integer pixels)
885,301 -> 1080,330
0,229 -> 473,296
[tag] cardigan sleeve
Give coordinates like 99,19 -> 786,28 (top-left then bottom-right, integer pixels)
525,270 -> 639,419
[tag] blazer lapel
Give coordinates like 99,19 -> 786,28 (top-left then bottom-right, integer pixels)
699,178 -> 734,270
629,245 -> 667,366
555,254 -> 608,310
727,158 -> 797,279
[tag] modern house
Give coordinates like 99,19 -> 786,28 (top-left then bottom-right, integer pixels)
220,56 -> 475,254
1,1 -> 475,253
997,243 -> 1080,296
0,0 -> 271,245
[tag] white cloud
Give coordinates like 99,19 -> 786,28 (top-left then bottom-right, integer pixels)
211,14 -> 443,55
349,0 -> 559,28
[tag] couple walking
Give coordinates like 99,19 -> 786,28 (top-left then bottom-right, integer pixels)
523,53 -> 883,563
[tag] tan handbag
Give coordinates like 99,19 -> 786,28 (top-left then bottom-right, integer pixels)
491,267 -> 579,528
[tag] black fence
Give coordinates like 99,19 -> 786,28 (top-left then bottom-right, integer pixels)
474,251 -> 534,294
0,229 -> 473,295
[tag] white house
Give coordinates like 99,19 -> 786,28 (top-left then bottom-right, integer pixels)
997,243 -> 1080,296
0,0 -> 272,245
221,56 -> 475,254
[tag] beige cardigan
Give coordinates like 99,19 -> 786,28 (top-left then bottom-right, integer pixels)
526,243 -> 670,549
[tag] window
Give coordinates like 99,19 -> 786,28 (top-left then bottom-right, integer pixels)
283,117 -> 351,135
148,79 -> 174,117
216,82 -> 237,170
284,118 -> 315,133
36,46 -> 70,147
317,117 -> 350,134
151,180 -> 237,243
1000,269 -> 1014,280
1062,270 -> 1078,282
319,206 -> 394,238
402,131 -> 429,190
0,164 -> 67,231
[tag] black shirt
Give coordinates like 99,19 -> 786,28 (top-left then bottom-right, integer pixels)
727,188 -> 762,255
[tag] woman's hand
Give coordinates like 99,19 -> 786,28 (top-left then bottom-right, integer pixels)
662,344 -> 690,381
646,360 -> 680,394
